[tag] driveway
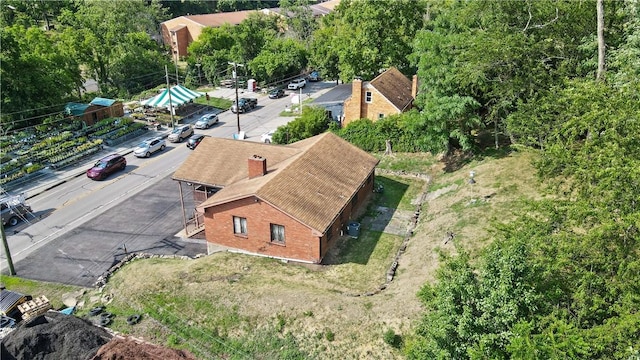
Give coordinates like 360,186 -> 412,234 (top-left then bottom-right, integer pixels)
12,174 -> 207,287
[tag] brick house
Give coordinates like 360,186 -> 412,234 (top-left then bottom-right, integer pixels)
172,132 -> 379,263
342,67 -> 418,126
64,97 -> 124,126
161,11 -> 258,59
161,0 -> 340,59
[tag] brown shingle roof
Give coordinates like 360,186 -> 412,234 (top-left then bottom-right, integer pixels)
369,67 -> 414,112
176,133 -> 378,233
173,137 -> 299,187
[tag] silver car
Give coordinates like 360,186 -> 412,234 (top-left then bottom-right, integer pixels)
195,114 -> 219,129
167,125 -> 194,143
133,137 -> 166,158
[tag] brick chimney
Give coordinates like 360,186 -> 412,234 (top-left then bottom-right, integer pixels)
248,155 -> 267,179
411,75 -> 418,99
343,77 -> 363,125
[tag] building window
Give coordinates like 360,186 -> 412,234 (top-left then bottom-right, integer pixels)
233,216 -> 247,235
378,113 -> 385,119
365,91 -> 373,103
270,224 -> 285,244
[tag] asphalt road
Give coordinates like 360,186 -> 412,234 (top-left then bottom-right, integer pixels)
1,81 -> 337,287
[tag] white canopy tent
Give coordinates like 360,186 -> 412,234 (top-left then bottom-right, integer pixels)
141,85 -> 204,108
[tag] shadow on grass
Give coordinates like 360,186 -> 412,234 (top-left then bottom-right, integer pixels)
323,176 -> 410,265
443,145 -> 514,173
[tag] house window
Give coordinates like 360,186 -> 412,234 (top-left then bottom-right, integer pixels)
378,113 -> 385,119
365,91 -> 373,103
270,224 -> 285,244
233,216 -> 247,235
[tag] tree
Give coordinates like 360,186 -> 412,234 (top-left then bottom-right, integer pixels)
279,0 -> 317,41
249,38 -> 307,84
311,0 -> 426,81
596,0 -> 606,80
308,23 -> 340,83
412,0 -> 596,150
271,106 -> 330,144
109,33 -> 172,97
0,24 -> 81,129
230,12 -> 280,64
58,0 -> 168,95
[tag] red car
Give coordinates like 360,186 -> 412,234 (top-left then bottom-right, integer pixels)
87,154 -> 127,180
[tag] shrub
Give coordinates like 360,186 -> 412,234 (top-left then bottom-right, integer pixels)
325,329 -> 335,342
383,329 -> 403,348
25,163 -> 43,174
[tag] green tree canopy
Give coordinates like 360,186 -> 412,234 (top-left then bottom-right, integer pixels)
310,0 -> 426,81
0,24 -> 81,130
249,38 -> 308,84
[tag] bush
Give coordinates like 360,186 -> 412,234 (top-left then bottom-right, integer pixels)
325,329 -> 335,342
383,329 -> 402,348
25,163 -> 43,174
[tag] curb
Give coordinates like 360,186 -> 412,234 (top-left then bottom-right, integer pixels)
25,149 -> 136,200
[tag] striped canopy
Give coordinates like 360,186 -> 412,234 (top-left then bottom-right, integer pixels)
141,85 -> 204,108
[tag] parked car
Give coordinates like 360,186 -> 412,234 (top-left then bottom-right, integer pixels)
268,88 -> 285,99
261,130 -> 276,144
186,134 -> 210,150
87,153 -> 127,180
133,137 -> 165,158
167,124 -> 194,143
195,114 -> 219,129
231,98 -> 258,113
288,78 -> 306,90
1,195 -> 32,227
308,71 -> 320,82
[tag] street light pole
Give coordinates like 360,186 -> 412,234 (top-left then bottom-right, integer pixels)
228,61 -> 245,135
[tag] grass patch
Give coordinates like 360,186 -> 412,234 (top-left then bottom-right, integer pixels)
375,152 -> 436,173
0,275 -> 85,310
375,175 -> 424,211
194,96 -> 233,110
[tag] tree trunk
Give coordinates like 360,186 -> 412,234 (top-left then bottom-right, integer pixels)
596,0 -> 606,81
384,140 -> 392,155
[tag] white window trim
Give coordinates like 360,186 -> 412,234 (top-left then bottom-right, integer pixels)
365,91 -> 373,103
233,216 -> 247,235
270,223 -> 285,244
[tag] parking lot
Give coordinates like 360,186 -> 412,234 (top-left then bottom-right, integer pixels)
12,174 -> 206,287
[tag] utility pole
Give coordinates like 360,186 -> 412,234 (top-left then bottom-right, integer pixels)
165,65 -> 175,126
228,62 -> 245,135
1,221 -> 16,275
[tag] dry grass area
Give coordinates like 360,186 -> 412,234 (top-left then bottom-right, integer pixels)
80,149 -> 544,359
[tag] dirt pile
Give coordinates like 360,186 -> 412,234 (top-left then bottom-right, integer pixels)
0,310 -> 198,360
0,311 -> 112,360
92,337 -> 198,360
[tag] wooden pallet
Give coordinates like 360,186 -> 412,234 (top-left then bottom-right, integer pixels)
18,295 -> 52,320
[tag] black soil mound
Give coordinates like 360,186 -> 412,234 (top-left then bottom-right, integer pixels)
1,311 -> 112,360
